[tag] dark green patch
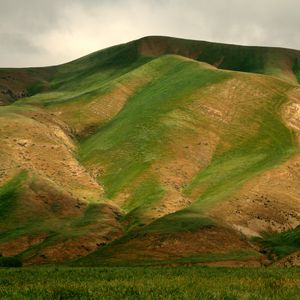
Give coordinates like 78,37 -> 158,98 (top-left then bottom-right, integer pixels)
0,171 -> 27,219
0,256 -> 22,268
261,225 -> 300,258
72,203 -> 108,228
140,208 -> 214,235
293,58 -> 300,83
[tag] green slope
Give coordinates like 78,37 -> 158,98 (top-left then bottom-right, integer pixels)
79,53 -> 296,226
2,35 -> 300,107
79,56 -> 230,198
0,171 -> 28,219
16,42 -> 152,107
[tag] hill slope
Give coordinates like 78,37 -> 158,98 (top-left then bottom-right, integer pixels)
0,36 -> 300,266
2,36 -> 300,105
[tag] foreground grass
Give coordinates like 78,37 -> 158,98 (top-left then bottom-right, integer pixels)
0,267 -> 299,299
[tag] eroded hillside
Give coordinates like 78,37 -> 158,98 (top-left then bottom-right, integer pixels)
0,36 -> 300,266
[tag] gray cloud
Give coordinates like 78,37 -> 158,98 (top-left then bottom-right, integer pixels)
0,0 -> 299,67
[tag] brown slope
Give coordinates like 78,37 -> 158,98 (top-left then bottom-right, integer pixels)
0,106 -> 123,264
210,87 -> 300,237
0,68 -> 53,105
88,227 -> 261,267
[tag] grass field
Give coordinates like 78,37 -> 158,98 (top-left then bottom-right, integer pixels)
0,267 -> 299,299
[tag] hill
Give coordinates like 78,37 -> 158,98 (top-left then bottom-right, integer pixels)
0,36 -> 300,266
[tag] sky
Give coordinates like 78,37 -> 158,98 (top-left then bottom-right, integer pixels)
1,0 -> 299,67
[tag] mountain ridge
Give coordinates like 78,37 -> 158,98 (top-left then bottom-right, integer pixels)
1,35 -> 300,105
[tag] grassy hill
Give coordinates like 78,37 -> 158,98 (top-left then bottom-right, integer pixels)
0,36 -> 300,266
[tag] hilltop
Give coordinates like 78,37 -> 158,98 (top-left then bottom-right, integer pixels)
0,36 -> 300,266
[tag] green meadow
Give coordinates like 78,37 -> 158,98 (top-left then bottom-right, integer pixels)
0,267 -> 299,300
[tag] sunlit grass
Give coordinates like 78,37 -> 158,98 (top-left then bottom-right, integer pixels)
0,267 -> 299,299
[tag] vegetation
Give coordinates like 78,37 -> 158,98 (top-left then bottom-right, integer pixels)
77,247 -> 260,268
137,36 -> 300,83
0,36 -> 300,265
0,171 -> 27,219
0,256 -> 22,268
0,267 -> 299,299
185,92 -> 296,211
79,56 -> 230,201
262,226 -> 300,258
139,208 -> 215,234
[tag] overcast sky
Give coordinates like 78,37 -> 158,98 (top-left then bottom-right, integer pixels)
1,0 -> 299,67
